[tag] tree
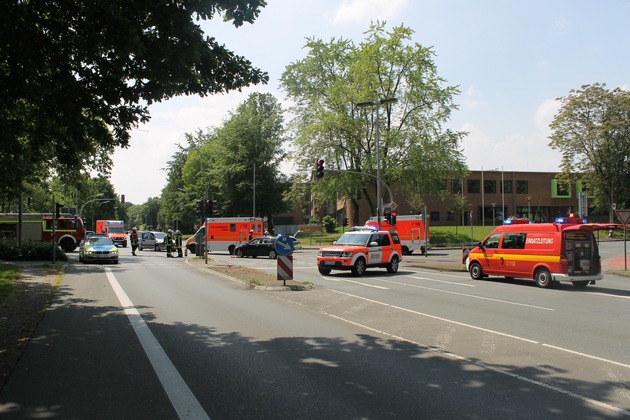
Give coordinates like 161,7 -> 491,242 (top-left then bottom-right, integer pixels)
0,0 -> 268,200
548,84 -> 630,219
179,92 -> 288,227
280,22 -> 467,218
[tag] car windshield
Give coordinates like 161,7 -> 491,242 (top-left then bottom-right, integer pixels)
335,233 -> 371,246
108,226 -> 125,233
88,237 -> 114,247
153,232 -> 166,239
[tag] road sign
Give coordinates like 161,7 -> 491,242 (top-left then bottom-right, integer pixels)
274,235 -> 294,256
277,255 -> 293,284
614,209 -> 630,225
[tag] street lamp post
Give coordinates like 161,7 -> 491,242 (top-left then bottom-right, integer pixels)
356,97 -> 397,230
79,193 -> 104,219
527,196 -> 531,220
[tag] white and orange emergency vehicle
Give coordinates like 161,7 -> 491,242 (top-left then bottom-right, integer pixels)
95,220 -> 127,247
317,229 -> 403,276
0,212 -> 86,252
185,217 -> 264,255
364,214 -> 428,255
465,217 -> 618,289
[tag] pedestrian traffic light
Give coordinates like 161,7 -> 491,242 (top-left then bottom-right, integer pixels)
384,209 -> 391,225
342,217 -> 349,227
316,159 -> 325,179
391,211 -> 397,226
55,203 -> 63,218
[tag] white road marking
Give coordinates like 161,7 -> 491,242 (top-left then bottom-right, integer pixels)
395,277 -> 554,311
105,268 -> 210,420
321,294 -> 630,417
403,274 -> 475,286
319,276 -> 389,289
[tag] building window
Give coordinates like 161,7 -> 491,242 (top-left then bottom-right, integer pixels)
484,180 -> 497,194
502,180 -> 512,194
450,179 -> 463,194
551,179 -> 571,198
516,180 -> 528,194
467,180 -> 480,193
430,211 -> 440,221
447,211 -> 455,221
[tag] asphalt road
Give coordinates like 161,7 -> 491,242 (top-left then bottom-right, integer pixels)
0,243 -> 629,419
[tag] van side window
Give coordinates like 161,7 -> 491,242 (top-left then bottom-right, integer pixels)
484,233 -> 501,249
503,233 -> 526,249
380,234 -> 391,246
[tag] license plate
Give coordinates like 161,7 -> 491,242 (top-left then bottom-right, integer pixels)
323,260 -> 336,265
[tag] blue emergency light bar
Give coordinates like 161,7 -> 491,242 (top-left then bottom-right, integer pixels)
555,217 -> 587,224
503,219 -> 532,225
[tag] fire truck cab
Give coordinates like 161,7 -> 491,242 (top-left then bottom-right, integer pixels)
466,217 -> 616,289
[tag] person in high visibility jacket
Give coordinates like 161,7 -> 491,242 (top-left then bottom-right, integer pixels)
175,230 -> 183,258
166,229 -> 174,257
130,227 -> 139,256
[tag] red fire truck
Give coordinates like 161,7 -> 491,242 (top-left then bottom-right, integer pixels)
0,213 -> 87,252
364,214 -> 429,255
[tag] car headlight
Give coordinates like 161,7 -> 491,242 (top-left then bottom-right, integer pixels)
317,250 -> 323,257
341,251 -> 353,257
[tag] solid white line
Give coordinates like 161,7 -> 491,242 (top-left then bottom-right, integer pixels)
329,289 -> 539,343
396,277 -> 554,311
105,268 -> 210,420
323,310 -> 630,416
542,344 -> 630,369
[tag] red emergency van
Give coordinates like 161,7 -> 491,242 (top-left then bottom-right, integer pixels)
185,217 -> 264,255
364,214 -> 428,255
466,217 -> 617,289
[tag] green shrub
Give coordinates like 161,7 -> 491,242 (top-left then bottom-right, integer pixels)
322,215 -> 337,233
0,239 -> 67,261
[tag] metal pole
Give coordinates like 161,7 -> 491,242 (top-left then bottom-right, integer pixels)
376,105 -> 381,230
253,162 -> 256,217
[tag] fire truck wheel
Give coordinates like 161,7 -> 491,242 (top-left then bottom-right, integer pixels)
535,268 -> 553,288
387,256 -> 400,273
268,250 -> 277,259
318,267 -> 332,275
59,238 -> 76,252
352,258 -> 366,276
402,246 -> 410,255
469,262 -> 483,280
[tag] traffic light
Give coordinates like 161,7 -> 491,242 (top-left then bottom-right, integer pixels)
383,209 -> 391,225
120,194 -> 125,204
55,203 -> 63,218
342,217 -> 349,227
316,159 -> 325,179
206,199 -> 216,216
391,211 -> 397,226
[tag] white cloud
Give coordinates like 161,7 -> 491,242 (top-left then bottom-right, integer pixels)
534,98 -> 560,132
332,0 -> 409,24
461,85 -> 486,109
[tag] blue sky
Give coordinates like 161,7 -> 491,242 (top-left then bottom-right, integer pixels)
111,0 -> 630,204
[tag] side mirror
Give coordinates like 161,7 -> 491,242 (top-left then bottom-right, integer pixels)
369,241 -> 379,247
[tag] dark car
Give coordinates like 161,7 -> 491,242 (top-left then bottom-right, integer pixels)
79,236 -> 119,264
234,237 -> 278,259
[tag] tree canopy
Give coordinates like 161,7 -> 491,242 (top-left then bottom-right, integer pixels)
280,22 -> 468,220
1,0 -> 268,201
549,83 -> 630,215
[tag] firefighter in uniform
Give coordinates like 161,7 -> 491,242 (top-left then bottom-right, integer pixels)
174,230 -> 183,258
130,227 -> 139,256
166,229 -> 174,257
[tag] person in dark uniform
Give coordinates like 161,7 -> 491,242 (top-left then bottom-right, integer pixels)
166,229 -> 174,257
175,230 -> 183,258
130,227 -> 139,256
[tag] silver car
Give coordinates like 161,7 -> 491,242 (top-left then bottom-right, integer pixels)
138,231 -> 168,252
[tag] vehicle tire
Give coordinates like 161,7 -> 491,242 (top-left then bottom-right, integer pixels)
469,262 -> 483,280
59,238 -> 76,252
268,250 -> 277,259
535,268 -> 553,288
187,244 -> 194,254
386,256 -> 400,273
402,246 -> 410,255
351,258 -> 366,276
318,267 -> 332,275
228,246 -> 235,255
154,244 -> 160,252
138,244 -> 143,251
236,249 -> 244,258
572,280 -> 589,288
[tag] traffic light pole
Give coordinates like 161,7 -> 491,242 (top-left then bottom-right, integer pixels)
318,168 -> 395,225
